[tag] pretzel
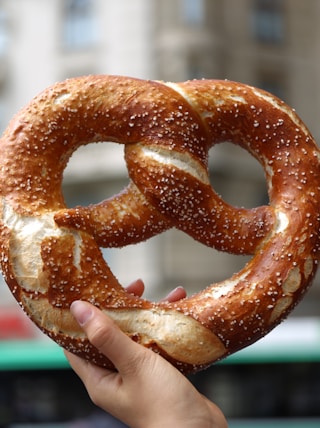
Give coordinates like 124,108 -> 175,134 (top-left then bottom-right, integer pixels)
0,75 -> 319,373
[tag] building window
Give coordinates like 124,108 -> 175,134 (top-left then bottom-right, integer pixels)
62,0 -> 96,50
251,0 -> 284,44
181,0 -> 205,26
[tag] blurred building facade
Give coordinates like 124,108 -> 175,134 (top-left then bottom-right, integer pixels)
1,0 -> 320,425
0,0 -> 319,324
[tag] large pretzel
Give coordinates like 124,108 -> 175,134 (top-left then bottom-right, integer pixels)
0,75 -> 319,373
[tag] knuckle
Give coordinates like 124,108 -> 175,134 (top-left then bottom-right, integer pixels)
121,346 -> 155,378
86,318 -> 115,352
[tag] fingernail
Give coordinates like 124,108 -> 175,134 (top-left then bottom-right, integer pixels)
167,286 -> 184,298
70,301 -> 93,326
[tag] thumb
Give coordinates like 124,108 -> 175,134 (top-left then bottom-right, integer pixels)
70,300 -> 148,375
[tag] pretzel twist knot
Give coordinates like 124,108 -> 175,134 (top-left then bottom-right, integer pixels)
0,75 -> 319,373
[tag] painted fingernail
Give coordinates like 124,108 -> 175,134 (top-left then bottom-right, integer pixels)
70,301 -> 93,326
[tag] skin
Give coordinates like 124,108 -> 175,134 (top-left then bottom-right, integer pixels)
64,280 -> 228,428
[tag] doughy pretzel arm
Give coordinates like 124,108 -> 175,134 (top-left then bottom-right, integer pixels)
54,182 -> 172,247
125,143 -> 274,254
56,151 -> 274,255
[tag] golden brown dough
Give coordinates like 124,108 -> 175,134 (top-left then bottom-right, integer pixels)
0,75 -> 319,373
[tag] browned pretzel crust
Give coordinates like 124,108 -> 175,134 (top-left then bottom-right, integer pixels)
0,75 -> 319,373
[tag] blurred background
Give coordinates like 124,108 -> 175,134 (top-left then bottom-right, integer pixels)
0,0 -> 319,426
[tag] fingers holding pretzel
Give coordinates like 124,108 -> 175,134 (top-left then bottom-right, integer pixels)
0,75 -> 319,373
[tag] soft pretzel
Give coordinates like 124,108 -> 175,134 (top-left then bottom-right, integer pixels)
0,75 -> 319,373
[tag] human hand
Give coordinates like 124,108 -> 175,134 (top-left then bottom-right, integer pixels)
64,281 -> 227,428
125,278 -> 188,303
